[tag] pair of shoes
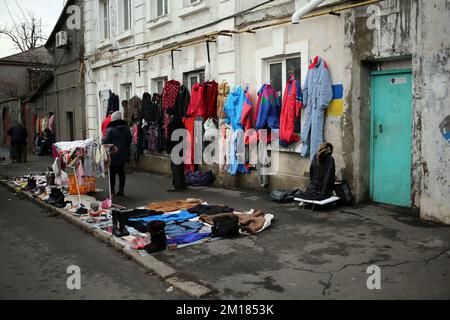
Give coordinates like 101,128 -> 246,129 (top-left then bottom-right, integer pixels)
116,189 -> 125,197
143,221 -> 167,254
112,210 -> 130,237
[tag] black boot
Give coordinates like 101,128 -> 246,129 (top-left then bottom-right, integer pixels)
144,221 -> 167,254
112,210 -> 130,237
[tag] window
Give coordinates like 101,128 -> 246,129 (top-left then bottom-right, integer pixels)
66,112 -> 74,141
152,77 -> 167,94
99,0 -> 110,40
121,83 -> 132,102
267,55 -> 302,132
156,0 -> 168,18
120,0 -> 132,32
183,70 -> 205,89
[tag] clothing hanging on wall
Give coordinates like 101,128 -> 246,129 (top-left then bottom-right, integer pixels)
280,74 -> 303,147
187,83 -> 206,118
162,80 -> 181,141
107,91 -> 120,115
203,80 -> 218,120
217,81 -> 230,119
175,85 -> 191,118
300,56 -> 333,160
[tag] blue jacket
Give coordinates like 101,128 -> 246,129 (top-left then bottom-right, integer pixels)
224,86 -> 245,130
300,56 -> 333,159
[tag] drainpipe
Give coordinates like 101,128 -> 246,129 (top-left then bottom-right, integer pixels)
292,0 -> 327,24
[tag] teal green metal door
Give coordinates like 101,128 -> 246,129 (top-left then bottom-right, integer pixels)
370,70 -> 413,207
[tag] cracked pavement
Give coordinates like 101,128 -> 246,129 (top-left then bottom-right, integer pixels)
1,150 -> 449,299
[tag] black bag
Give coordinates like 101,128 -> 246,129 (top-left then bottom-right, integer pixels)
334,180 -> 352,206
212,215 -> 239,238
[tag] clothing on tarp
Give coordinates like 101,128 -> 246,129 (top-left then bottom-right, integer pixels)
296,143 -> 336,201
280,74 -> 303,147
212,215 -> 239,238
129,210 -> 198,224
167,232 -> 211,246
187,204 -> 234,216
145,198 -> 203,212
199,210 -> 268,235
300,56 -> 333,159
165,220 -> 205,238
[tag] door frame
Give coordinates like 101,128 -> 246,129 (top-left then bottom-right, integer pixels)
369,68 -> 413,203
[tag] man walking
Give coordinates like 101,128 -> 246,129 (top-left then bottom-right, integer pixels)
7,121 -> 28,163
102,111 -> 132,197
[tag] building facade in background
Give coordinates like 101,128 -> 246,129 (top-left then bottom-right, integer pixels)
83,0 -> 450,224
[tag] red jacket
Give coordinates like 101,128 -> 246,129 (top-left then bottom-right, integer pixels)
187,83 -> 206,118
203,80 -> 218,120
101,115 -> 112,138
279,75 -> 303,147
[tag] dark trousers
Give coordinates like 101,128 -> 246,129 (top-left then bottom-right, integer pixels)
110,165 -> 126,192
171,162 -> 187,190
11,142 -> 27,162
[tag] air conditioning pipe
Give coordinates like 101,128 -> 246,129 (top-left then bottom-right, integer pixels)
292,0 -> 327,24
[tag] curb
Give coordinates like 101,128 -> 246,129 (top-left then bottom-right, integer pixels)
0,180 -> 213,299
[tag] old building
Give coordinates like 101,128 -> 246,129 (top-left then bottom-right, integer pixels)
0,47 -> 53,147
83,0 -> 450,224
41,0 -> 87,141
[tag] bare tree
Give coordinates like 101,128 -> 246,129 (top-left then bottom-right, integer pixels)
0,1 -> 47,52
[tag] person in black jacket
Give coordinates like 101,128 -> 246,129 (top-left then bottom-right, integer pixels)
166,107 -> 187,192
102,111 -> 132,197
7,121 -> 28,163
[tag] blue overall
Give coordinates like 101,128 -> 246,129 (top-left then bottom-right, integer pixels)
300,56 -> 333,160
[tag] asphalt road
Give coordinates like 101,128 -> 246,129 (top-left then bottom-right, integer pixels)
0,183 -> 189,300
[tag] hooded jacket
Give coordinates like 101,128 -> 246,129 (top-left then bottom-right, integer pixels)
224,86 -> 245,130
103,120 -> 132,167
255,84 -> 281,130
280,74 -> 303,147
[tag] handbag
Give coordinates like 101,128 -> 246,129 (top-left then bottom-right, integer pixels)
334,179 -> 353,205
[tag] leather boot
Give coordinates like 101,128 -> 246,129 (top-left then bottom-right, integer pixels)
144,221 -> 167,254
112,210 -> 130,237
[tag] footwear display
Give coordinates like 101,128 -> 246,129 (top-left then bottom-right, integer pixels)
112,210 -> 130,237
46,187 -> 65,208
143,221 -> 167,254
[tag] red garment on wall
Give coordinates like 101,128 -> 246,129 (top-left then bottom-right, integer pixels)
187,83 -> 206,118
182,117 -> 196,173
162,80 -> 181,139
279,74 -> 303,146
101,115 -> 112,138
203,80 -> 218,120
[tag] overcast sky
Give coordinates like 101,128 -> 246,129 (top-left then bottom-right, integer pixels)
0,0 -> 65,58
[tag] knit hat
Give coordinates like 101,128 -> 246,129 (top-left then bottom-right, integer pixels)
111,111 -> 122,122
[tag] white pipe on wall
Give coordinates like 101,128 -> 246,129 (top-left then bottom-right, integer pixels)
292,0 -> 327,24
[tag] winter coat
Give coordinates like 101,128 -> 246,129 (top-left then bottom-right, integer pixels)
203,80 -> 218,120
187,83 -> 206,118
174,85 -> 191,118
141,92 -> 153,122
106,91 -> 119,115
241,88 -> 256,144
217,82 -> 230,118
166,115 -> 186,155
103,120 -> 132,167
7,124 -> 28,144
255,84 -> 281,130
297,154 -> 335,201
128,96 -> 143,123
300,56 -> 333,159
224,86 -> 245,130
162,80 -> 181,139
280,74 -> 303,147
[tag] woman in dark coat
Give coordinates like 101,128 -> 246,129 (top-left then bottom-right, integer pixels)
102,111 -> 132,197
166,107 -> 187,192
